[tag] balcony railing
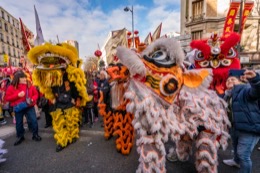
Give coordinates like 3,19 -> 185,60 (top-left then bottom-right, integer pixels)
190,14 -> 204,22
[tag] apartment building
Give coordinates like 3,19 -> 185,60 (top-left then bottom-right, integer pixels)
180,0 -> 260,68
0,6 -> 27,67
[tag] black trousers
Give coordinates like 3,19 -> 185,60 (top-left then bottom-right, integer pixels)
93,102 -> 98,118
43,104 -> 52,126
83,108 -> 93,125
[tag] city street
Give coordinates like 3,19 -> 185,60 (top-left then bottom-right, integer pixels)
0,116 -> 260,173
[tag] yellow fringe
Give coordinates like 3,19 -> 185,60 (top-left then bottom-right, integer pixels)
51,107 -> 81,147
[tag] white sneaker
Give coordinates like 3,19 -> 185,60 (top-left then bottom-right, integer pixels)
223,159 -> 240,168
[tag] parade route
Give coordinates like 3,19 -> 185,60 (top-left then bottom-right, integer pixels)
0,116 -> 260,173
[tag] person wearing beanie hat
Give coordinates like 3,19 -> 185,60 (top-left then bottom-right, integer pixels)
223,69 -> 260,173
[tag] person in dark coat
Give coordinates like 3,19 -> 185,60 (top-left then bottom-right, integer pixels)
223,69 -> 260,173
83,73 -> 94,128
98,70 -> 110,111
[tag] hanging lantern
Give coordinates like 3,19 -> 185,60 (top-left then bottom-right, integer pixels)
114,55 -> 119,62
134,30 -> 139,35
127,31 -> 132,36
94,50 -> 102,57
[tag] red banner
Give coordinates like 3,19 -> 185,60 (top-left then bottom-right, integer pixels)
223,1 -> 240,37
240,1 -> 254,35
19,18 -> 31,52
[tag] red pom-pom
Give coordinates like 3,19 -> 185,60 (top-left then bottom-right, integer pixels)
94,50 -> 102,57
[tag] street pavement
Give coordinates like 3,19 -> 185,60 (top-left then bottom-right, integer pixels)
0,114 -> 260,173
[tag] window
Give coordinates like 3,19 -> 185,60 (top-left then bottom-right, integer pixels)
2,45 -> 5,53
8,46 -> 11,56
7,16 -> 10,22
191,30 -> 203,40
6,36 -> 9,44
12,38 -> 14,46
0,33 -> 3,41
13,48 -> 15,56
1,11 -> 4,19
14,49 -> 17,57
192,0 -> 204,21
0,22 -> 2,29
16,41 -> 19,48
4,23 -> 8,32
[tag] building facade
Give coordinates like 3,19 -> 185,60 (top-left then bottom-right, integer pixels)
180,0 -> 260,68
0,6 -> 25,67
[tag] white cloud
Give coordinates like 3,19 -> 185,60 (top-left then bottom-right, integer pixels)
1,0 -> 180,60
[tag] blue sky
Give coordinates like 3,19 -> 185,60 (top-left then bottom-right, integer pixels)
1,0 -> 181,59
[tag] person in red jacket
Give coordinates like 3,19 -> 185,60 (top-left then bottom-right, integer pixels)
5,70 -> 41,146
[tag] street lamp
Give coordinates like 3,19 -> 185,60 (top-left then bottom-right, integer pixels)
124,5 -> 134,48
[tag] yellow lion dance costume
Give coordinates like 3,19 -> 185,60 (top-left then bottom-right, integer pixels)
28,43 -> 91,152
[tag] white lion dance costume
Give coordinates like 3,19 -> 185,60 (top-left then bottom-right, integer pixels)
116,38 -> 230,173
0,139 -> 7,163
28,43 -> 90,151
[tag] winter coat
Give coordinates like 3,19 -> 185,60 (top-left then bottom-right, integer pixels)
230,73 -> 260,135
5,84 -> 38,107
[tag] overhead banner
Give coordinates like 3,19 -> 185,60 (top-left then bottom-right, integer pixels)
223,1 -> 240,37
240,1 -> 254,35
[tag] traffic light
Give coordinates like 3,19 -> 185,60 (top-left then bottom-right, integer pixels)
3,54 -> 9,63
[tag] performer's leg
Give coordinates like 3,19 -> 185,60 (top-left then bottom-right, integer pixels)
195,131 -> 218,173
175,134 -> 192,162
50,109 -> 68,152
65,107 -> 80,144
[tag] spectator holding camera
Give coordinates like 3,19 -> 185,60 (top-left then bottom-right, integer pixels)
223,69 -> 260,173
5,71 -> 41,146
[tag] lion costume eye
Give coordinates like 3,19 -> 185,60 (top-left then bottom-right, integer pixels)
159,74 -> 179,96
226,48 -> 236,58
195,51 -> 205,61
221,59 -> 232,66
143,50 -> 175,68
198,61 -> 209,67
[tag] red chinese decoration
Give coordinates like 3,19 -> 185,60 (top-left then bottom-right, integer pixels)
113,55 -> 119,62
94,50 -> 102,57
127,32 -> 132,36
134,30 -> 139,35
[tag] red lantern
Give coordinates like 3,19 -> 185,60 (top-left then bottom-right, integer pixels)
127,32 -> 132,36
94,50 -> 102,57
134,30 -> 139,35
114,55 -> 119,62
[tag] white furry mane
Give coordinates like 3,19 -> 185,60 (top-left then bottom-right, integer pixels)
141,38 -> 185,66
